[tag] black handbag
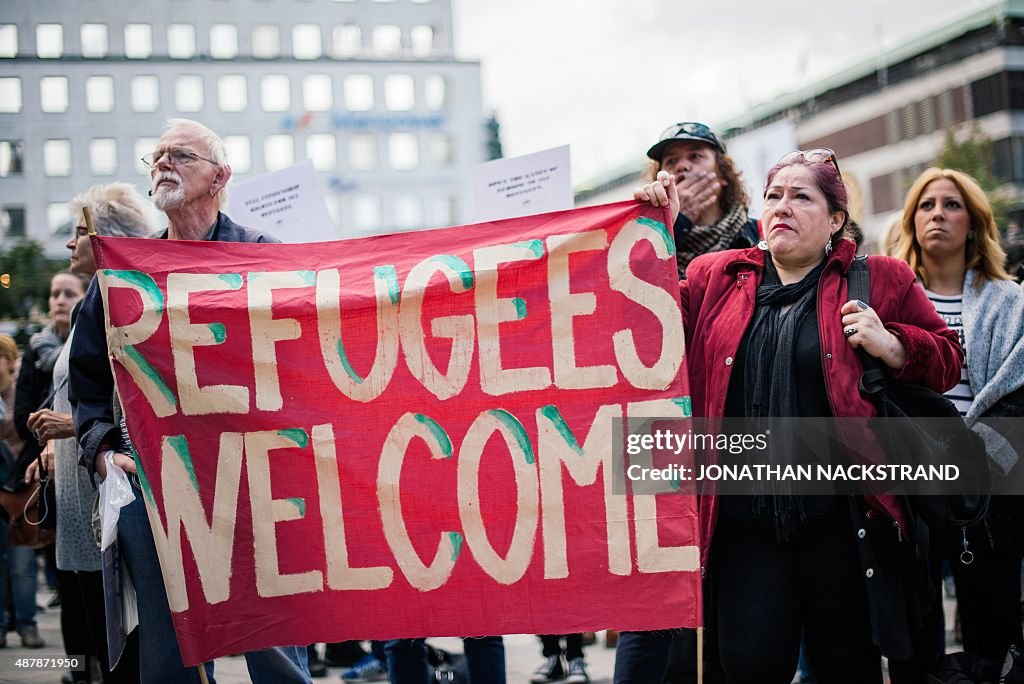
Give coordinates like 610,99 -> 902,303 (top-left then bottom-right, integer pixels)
847,256 -> 990,531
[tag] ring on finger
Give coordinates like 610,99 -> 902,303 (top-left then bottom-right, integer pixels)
844,326 -> 857,337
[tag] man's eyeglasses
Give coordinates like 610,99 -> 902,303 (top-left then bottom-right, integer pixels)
74,225 -> 90,238
141,148 -> 218,169
777,148 -> 842,179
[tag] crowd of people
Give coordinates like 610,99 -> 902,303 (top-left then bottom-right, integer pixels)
0,115 -> 1020,684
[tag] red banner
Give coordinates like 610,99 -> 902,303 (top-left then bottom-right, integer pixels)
92,200 -> 700,665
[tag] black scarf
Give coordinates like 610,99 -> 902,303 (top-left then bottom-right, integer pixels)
743,256 -> 827,540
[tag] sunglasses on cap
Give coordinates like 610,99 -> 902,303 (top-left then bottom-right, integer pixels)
776,148 -> 842,179
647,121 -> 726,160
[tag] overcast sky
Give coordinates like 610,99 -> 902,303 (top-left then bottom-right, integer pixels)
451,0 -> 996,185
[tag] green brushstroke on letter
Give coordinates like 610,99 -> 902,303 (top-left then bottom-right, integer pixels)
448,531 -> 463,561
512,239 -> 544,258
207,323 -> 226,344
430,255 -> 474,290
539,405 -> 582,456
167,435 -> 198,493
298,270 -> 316,287
336,340 -> 364,385
488,409 -> 535,465
511,298 -> 527,320
672,396 -> 693,418
218,273 -> 243,290
636,216 -> 675,255
286,497 -> 306,517
414,414 -> 452,458
124,345 -> 177,408
131,447 -> 155,506
104,270 -> 165,313
277,428 -> 309,448
374,266 -> 400,305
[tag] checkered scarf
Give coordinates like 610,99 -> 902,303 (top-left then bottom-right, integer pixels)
677,204 -> 751,277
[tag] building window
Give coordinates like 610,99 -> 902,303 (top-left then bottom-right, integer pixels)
302,74 -> 332,111
36,24 -> 62,58
43,139 -> 71,176
210,25 -> 238,59
388,133 -> 418,170
293,25 -> 322,60
218,75 -> 247,112
306,133 -> 336,171
40,76 -> 69,113
348,134 -> 376,170
351,193 -> 381,231
175,75 -> 204,112
410,26 -> 433,56
168,24 -> 196,59
264,135 -> 294,171
428,132 -> 453,164
124,24 -> 152,59
135,138 -> 158,175
252,25 -> 280,59
0,78 -> 21,112
0,25 -> 16,58
86,76 -> 115,112
47,203 -> 72,236
0,141 -> 24,177
224,135 -> 251,174
344,75 -> 374,111
260,75 -> 290,111
937,90 -> 955,130
0,207 -> 26,238
384,75 -> 414,111
424,75 -> 446,110
131,76 -> 159,112
89,138 -> 117,175
393,193 -> 422,230
332,24 -> 360,57
372,25 -> 402,55
80,24 -> 107,58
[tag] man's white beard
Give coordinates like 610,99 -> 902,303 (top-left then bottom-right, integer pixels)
153,183 -> 186,211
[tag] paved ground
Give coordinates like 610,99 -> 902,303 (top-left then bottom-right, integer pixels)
0,583 -> 963,683
0,589 -> 618,683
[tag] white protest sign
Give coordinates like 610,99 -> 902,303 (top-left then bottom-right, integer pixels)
226,160 -> 338,242
470,145 -> 572,222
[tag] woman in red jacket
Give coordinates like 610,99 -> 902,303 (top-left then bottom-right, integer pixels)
636,150 -> 962,681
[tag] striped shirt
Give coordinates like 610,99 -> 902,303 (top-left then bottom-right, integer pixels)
924,289 -> 973,416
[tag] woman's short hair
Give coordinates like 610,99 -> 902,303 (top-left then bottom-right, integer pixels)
68,183 -> 158,238
641,149 -> 751,216
895,167 -> 1009,289
0,334 -> 17,362
764,154 -> 850,242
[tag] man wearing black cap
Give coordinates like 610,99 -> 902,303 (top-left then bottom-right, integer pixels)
644,122 -> 759,277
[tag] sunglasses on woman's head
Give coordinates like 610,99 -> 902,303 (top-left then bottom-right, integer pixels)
777,148 -> 842,179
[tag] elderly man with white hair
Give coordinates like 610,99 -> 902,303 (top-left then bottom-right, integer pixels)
69,119 -> 310,684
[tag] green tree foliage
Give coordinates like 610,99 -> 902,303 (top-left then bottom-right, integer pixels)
0,239 -> 66,325
934,123 -> 1013,230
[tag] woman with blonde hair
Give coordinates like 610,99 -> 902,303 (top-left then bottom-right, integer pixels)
896,167 -> 1024,666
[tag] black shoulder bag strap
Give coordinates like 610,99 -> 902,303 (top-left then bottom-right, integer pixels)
846,256 -> 887,397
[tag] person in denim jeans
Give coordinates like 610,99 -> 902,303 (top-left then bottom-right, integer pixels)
385,637 -> 505,683
0,522 -> 40,647
69,118 -> 310,684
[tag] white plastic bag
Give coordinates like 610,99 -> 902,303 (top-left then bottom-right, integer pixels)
98,451 -> 135,551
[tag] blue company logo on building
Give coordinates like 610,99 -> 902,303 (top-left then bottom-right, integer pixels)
279,113 -> 449,131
